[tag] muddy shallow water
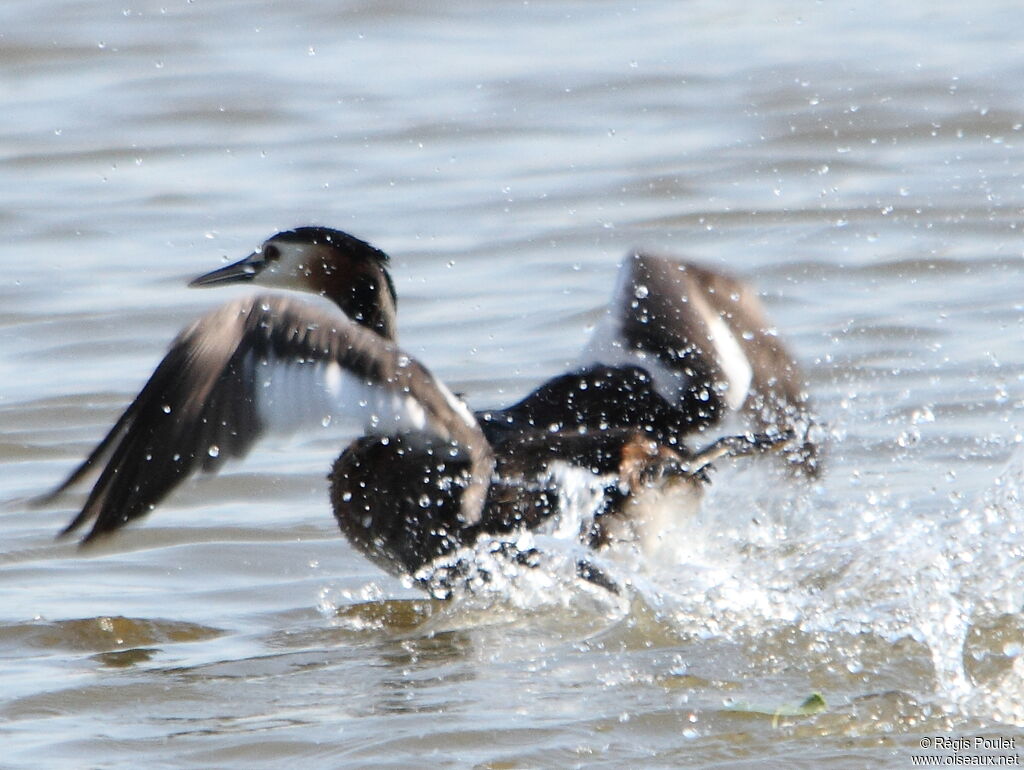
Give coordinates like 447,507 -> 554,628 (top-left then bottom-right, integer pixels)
3,1 -> 1024,767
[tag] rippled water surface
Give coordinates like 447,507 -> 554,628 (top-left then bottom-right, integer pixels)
3,1 -> 1024,767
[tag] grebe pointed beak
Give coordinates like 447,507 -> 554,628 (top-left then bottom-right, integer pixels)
189,252 -> 264,288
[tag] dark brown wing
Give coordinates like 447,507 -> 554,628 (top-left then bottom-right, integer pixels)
44,294 -> 492,543
583,252 -> 816,464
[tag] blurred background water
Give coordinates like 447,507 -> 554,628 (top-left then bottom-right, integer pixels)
3,0 -> 1024,766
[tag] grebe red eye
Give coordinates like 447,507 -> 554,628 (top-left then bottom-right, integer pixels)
263,244 -> 281,262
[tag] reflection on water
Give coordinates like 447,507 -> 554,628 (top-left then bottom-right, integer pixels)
3,0 -> 1024,766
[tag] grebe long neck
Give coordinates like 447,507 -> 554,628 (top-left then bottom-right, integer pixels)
318,263 -> 397,341
269,227 -> 399,341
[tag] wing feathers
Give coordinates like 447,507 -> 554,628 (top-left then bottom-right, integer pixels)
585,251 -> 809,432
49,295 -> 492,542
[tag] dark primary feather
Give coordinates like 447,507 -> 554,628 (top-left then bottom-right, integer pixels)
56,312 -> 260,540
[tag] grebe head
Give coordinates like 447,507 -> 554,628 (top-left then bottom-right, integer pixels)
190,226 -> 398,339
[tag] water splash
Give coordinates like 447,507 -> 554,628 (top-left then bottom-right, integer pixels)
611,443 -> 1024,723
315,434 -> 1024,727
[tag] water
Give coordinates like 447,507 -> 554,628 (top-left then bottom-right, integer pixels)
3,0 -> 1024,766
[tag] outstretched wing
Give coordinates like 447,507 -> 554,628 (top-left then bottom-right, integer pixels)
42,294 -> 493,543
583,251 -> 811,433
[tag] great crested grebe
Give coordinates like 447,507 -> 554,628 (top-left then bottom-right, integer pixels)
37,227 -> 815,594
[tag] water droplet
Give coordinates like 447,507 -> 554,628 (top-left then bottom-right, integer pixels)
634,284 -> 649,299
161,404 -> 171,414
207,445 -> 220,458
896,429 -> 920,448
911,406 -> 935,424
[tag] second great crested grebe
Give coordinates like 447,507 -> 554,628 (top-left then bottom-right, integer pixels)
37,227 -> 816,595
